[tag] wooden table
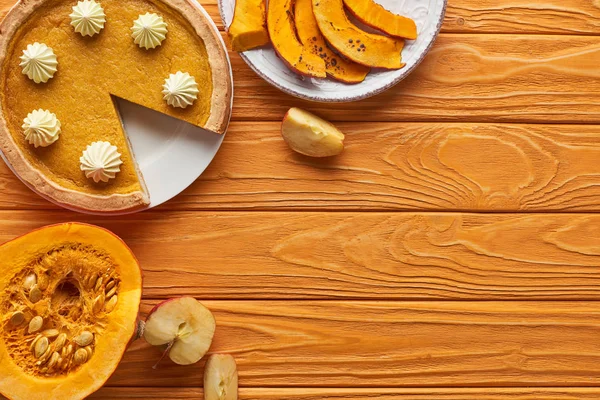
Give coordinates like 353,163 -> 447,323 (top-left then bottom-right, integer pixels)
2,0 -> 600,398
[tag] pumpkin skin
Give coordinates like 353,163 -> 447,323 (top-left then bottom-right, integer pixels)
0,223 -> 142,400
268,0 -> 326,78
294,0 -> 369,83
312,0 -> 405,69
228,0 -> 270,51
343,0 -> 417,40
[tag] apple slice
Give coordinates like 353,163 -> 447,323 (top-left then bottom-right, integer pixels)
281,108 -> 345,157
204,354 -> 238,400
143,297 -> 216,366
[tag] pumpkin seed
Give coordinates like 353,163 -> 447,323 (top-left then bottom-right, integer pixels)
73,348 -> 88,365
84,345 -> 93,360
54,333 -> 67,352
105,280 -> 116,291
40,367 -> 48,374
29,286 -> 42,303
42,329 -> 59,338
94,277 -> 103,292
93,294 -> 105,314
23,274 -> 37,290
64,344 -> 73,358
37,346 -> 52,364
105,286 -> 117,299
9,311 -> 25,326
37,273 -> 49,290
85,273 -> 96,289
28,316 -> 43,334
34,337 -> 49,358
47,352 -> 60,369
74,331 -> 93,347
105,295 -> 118,313
30,334 -> 43,352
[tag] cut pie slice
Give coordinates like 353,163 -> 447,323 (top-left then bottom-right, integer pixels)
0,0 -> 232,213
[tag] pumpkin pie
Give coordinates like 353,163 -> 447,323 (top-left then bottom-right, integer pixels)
0,0 -> 232,213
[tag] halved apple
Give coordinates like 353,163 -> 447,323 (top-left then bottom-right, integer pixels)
343,0 -> 417,40
204,354 -> 238,400
228,0 -> 270,52
294,0 -> 369,83
143,297 -> 216,366
267,0 -> 326,77
312,0 -> 405,69
281,108 -> 345,157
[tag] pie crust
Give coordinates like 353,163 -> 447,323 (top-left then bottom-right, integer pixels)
0,0 -> 232,213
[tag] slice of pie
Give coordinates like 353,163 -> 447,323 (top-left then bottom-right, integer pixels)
0,0 -> 232,213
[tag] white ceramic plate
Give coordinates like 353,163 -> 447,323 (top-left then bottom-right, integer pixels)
219,0 -> 446,102
1,0 -> 233,215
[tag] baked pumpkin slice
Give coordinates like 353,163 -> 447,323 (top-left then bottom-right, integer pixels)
343,0 -> 417,40
268,0 -> 326,78
0,223 -> 143,400
295,0 -> 369,83
312,0 -> 405,69
0,0 -> 232,213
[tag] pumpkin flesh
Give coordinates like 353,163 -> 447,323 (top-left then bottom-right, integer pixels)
228,0 -> 270,51
0,223 -> 142,400
312,0 -> 405,69
343,0 -> 417,40
295,0 -> 369,83
268,0 -> 326,78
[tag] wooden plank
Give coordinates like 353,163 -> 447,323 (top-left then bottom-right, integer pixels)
4,0 -> 600,35
445,1 -> 600,35
228,34 -> 600,123
101,301 -> 600,387
2,211 -> 600,300
88,387 -> 600,399
4,122 -> 600,212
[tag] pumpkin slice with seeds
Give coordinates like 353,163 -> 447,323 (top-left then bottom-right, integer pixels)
0,223 -> 142,400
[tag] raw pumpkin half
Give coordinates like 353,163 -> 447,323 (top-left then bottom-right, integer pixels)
343,0 -> 417,40
0,223 -> 142,400
268,0 -> 326,77
295,0 -> 369,83
312,0 -> 405,69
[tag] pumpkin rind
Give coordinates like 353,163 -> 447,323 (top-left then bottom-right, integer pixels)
228,0 -> 270,51
311,0 -> 405,69
295,0 -> 369,83
267,0 -> 326,78
343,0 -> 417,40
0,223 -> 142,400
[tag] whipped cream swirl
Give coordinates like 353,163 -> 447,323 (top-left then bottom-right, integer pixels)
80,141 -> 123,183
131,13 -> 168,49
19,43 -> 58,84
70,0 -> 106,37
22,109 -> 61,148
162,71 -> 199,108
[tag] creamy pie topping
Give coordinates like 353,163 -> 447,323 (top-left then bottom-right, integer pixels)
80,141 -> 123,183
162,71 -> 199,108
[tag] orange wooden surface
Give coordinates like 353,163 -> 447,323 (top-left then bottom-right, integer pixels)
2,0 -> 600,398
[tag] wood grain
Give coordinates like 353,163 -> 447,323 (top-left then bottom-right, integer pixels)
445,1 -> 600,35
87,387 -> 600,399
227,34 -> 600,123
99,300 -> 600,387
1,211 -> 600,300
4,123 -> 600,212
